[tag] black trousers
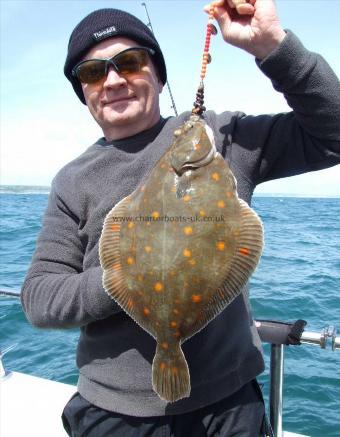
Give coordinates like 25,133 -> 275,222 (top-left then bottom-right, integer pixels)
62,380 -> 267,437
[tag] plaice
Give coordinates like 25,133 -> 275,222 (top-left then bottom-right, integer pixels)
99,114 -> 264,402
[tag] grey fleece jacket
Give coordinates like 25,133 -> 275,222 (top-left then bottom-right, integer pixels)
21,31 -> 340,416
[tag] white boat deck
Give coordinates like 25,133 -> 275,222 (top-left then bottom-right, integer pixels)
1,371 -> 76,436
0,371 -> 308,436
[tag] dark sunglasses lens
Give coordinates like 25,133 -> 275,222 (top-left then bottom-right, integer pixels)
75,49 -> 150,83
115,50 -> 149,75
76,60 -> 106,83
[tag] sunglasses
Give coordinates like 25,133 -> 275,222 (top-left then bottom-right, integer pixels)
72,47 -> 155,84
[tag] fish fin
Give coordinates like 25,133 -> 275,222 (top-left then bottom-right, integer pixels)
184,199 -> 263,339
99,196 -> 131,307
99,195 -> 131,269
152,341 -> 191,402
99,196 -> 157,337
214,198 -> 263,302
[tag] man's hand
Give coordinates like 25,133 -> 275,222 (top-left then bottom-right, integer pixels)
204,0 -> 286,59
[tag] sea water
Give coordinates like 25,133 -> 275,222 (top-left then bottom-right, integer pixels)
0,186 -> 339,436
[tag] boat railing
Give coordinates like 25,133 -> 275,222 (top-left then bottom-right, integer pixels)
1,289 -> 339,437
255,319 -> 339,437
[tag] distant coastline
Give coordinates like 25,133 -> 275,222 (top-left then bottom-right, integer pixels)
0,185 -> 51,195
0,185 -> 339,198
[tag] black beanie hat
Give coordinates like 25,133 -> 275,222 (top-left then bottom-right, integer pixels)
64,8 -> 167,104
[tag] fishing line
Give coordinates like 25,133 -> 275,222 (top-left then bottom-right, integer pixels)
192,3 -> 218,116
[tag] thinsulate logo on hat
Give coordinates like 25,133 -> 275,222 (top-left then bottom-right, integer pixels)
93,26 -> 117,41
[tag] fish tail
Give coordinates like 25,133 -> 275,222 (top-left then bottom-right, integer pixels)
152,341 -> 191,402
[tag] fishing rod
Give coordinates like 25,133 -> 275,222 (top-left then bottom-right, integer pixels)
0,290 -> 20,298
141,2 -> 178,116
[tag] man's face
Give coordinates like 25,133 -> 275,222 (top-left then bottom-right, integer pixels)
80,37 -> 163,140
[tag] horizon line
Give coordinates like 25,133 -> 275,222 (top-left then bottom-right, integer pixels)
0,184 -> 339,198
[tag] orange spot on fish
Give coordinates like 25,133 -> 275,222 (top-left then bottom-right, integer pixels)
173,308 -> 179,315
160,362 -> 166,371
188,259 -> 196,266
146,222 -> 151,226
127,298 -> 134,310
217,200 -> 225,208
239,247 -> 250,256
144,245 -> 152,253
143,307 -> 151,316
154,282 -> 164,293
111,262 -> 121,270
137,275 -> 143,281
160,163 -> 166,168
191,294 -> 202,303
111,223 -> 120,232
183,248 -> 192,258
152,211 -> 160,219
174,299 -> 180,304
161,342 -> 169,350
216,241 -> 225,251
226,191 -> 233,198
140,185 -> 145,192
212,172 -> 220,181
184,226 -> 193,235
183,195 -> 191,202
138,290 -> 144,296
194,143 -> 201,150
199,209 -> 206,217
171,186 -> 176,193
127,256 -> 134,265
218,289 -> 225,299
170,321 -> 177,328
127,222 -> 134,229
173,331 -> 181,338
172,367 -> 178,375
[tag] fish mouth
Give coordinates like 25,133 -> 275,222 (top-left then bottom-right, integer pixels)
171,122 -> 217,175
172,148 -> 216,175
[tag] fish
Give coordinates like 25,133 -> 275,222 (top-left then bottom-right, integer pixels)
99,114 -> 264,402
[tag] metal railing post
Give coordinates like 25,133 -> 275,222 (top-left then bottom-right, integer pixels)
270,344 -> 284,437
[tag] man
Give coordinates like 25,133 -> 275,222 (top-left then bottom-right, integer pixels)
21,1 -> 340,436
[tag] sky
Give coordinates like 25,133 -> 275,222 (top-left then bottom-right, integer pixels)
1,0 -> 339,196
